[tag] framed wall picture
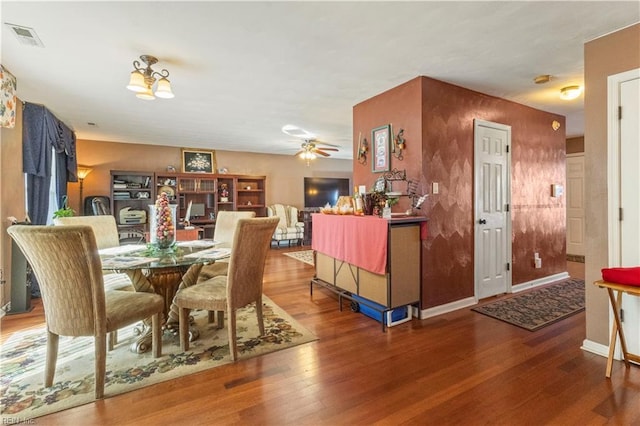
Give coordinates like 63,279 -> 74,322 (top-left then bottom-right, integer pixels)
181,149 -> 217,173
371,125 -> 391,173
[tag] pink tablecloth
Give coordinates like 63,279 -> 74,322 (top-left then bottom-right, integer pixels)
311,214 -> 388,275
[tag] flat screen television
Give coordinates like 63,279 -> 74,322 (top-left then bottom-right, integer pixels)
304,177 -> 351,208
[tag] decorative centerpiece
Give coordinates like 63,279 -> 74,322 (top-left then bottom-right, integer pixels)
149,192 -> 177,251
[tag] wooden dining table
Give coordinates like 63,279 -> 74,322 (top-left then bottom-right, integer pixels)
100,241 -> 230,353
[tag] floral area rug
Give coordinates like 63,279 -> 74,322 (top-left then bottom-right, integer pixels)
472,278 -> 585,331
283,250 -> 314,266
0,296 -> 316,420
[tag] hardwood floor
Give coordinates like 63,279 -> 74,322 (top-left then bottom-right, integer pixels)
2,253 -> 638,425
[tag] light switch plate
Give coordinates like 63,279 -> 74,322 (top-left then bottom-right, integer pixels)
432,182 -> 439,194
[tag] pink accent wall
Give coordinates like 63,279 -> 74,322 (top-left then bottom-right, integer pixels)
354,76 -> 567,308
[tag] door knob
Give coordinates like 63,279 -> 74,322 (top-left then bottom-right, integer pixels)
479,219 -> 487,224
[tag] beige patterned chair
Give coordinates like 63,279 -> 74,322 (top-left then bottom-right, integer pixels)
174,217 -> 279,360
54,215 -> 120,249
266,204 -> 304,246
7,225 -> 164,399
197,210 -> 255,282
53,215 -> 133,292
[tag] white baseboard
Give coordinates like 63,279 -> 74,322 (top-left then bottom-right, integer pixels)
419,297 -> 477,319
417,272 -> 572,320
511,272 -> 570,293
581,339 -> 612,359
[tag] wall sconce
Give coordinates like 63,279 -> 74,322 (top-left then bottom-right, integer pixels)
76,165 -> 93,212
393,129 -> 406,160
126,55 -> 174,100
357,132 -> 368,165
560,85 -> 582,100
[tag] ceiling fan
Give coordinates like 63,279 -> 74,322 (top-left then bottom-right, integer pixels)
282,125 -> 339,165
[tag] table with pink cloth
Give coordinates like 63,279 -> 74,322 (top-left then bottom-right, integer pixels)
311,214 -> 388,274
311,213 -> 427,275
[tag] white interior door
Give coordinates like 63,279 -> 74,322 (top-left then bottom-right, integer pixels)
608,69 -> 640,360
619,76 -> 640,357
566,154 -> 585,256
474,119 -> 511,299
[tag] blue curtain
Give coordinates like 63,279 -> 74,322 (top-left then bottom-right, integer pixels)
22,103 -> 77,298
22,102 -> 77,225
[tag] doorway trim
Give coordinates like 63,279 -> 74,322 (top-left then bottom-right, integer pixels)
607,68 -> 640,266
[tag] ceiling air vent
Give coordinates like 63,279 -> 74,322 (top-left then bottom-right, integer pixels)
4,23 -> 44,47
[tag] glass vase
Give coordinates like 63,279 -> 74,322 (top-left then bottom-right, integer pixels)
149,203 -> 177,251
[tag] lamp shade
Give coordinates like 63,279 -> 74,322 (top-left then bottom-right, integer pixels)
155,77 -> 175,99
76,166 -> 92,180
126,71 -> 146,93
136,86 -> 156,100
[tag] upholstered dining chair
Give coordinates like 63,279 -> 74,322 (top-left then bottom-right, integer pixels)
53,215 -> 120,249
174,217 -> 279,360
54,215 -> 133,292
7,225 -> 164,399
197,210 -> 256,282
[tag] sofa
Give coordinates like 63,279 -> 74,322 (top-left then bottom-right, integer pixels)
266,204 -> 304,246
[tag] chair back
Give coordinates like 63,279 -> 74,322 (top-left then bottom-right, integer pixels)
226,217 -> 279,308
53,215 -> 120,249
267,203 -> 301,228
213,211 -> 256,248
7,225 -> 107,337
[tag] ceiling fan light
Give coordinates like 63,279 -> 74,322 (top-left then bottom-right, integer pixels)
155,77 -> 174,99
136,86 -> 156,100
560,85 -> 582,100
126,70 -> 146,93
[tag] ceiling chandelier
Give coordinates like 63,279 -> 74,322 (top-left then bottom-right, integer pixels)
126,55 -> 174,100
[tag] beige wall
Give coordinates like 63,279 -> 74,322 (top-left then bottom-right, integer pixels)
74,139 -> 352,215
584,23 -> 640,345
0,99 -> 27,312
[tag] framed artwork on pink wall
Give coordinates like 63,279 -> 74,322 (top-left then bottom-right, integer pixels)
371,125 -> 390,173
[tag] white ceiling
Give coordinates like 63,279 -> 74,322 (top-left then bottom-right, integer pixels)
3,1 -> 639,160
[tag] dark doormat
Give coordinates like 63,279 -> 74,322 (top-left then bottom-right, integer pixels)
472,278 -> 585,331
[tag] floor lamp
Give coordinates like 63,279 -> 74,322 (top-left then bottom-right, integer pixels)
76,166 -> 93,214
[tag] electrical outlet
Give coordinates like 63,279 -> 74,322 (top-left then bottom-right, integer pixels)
432,182 -> 439,194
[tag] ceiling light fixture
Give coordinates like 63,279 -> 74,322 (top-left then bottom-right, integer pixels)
534,74 -> 552,84
299,147 -> 317,166
126,55 -> 174,100
560,85 -> 582,100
